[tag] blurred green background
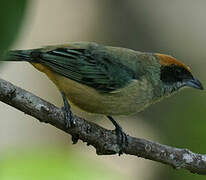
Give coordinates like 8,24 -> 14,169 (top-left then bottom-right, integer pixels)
0,0 -> 27,56
0,0 -> 205,179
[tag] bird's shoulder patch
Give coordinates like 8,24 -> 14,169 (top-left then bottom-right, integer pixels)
155,53 -> 191,71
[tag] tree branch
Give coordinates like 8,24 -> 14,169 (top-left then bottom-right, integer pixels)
0,78 -> 206,175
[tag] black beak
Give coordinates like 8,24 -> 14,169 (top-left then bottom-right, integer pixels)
186,78 -> 204,90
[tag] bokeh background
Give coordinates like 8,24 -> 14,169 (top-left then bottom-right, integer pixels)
0,0 -> 205,179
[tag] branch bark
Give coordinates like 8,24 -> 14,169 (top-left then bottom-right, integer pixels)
0,78 -> 206,175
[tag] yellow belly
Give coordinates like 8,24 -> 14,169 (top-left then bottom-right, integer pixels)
30,63 -> 146,115
30,63 -> 109,113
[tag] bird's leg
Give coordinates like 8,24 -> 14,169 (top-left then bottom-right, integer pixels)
61,92 -> 73,128
107,116 -> 128,155
61,92 -> 79,144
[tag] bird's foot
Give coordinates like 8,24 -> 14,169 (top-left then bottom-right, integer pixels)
115,125 -> 128,155
61,92 -> 79,144
107,116 -> 128,155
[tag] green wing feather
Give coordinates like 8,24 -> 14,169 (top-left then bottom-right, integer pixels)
39,48 -> 137,92
8,46 -> 137,93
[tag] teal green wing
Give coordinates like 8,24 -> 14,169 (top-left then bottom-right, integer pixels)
33,47 -> 137,93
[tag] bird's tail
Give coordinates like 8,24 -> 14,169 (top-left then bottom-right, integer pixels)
2,49 -> 37,62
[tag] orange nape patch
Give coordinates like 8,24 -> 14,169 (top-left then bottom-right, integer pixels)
155,53 -> 191,72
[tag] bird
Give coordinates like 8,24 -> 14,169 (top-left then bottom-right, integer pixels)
3,42 -> 203,152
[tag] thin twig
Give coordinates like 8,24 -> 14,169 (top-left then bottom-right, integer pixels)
0,78 -> 206,175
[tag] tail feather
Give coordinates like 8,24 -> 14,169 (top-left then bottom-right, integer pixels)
3,49 -> 35,62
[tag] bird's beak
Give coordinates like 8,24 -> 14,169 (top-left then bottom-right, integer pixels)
186,77 -> 204,90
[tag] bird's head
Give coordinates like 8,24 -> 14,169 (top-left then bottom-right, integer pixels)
153,53 -> 203,97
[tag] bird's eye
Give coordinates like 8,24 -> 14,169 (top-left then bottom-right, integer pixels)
175,68 -> 182,76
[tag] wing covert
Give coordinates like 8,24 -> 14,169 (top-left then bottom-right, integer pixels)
36,47 -> 137,92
